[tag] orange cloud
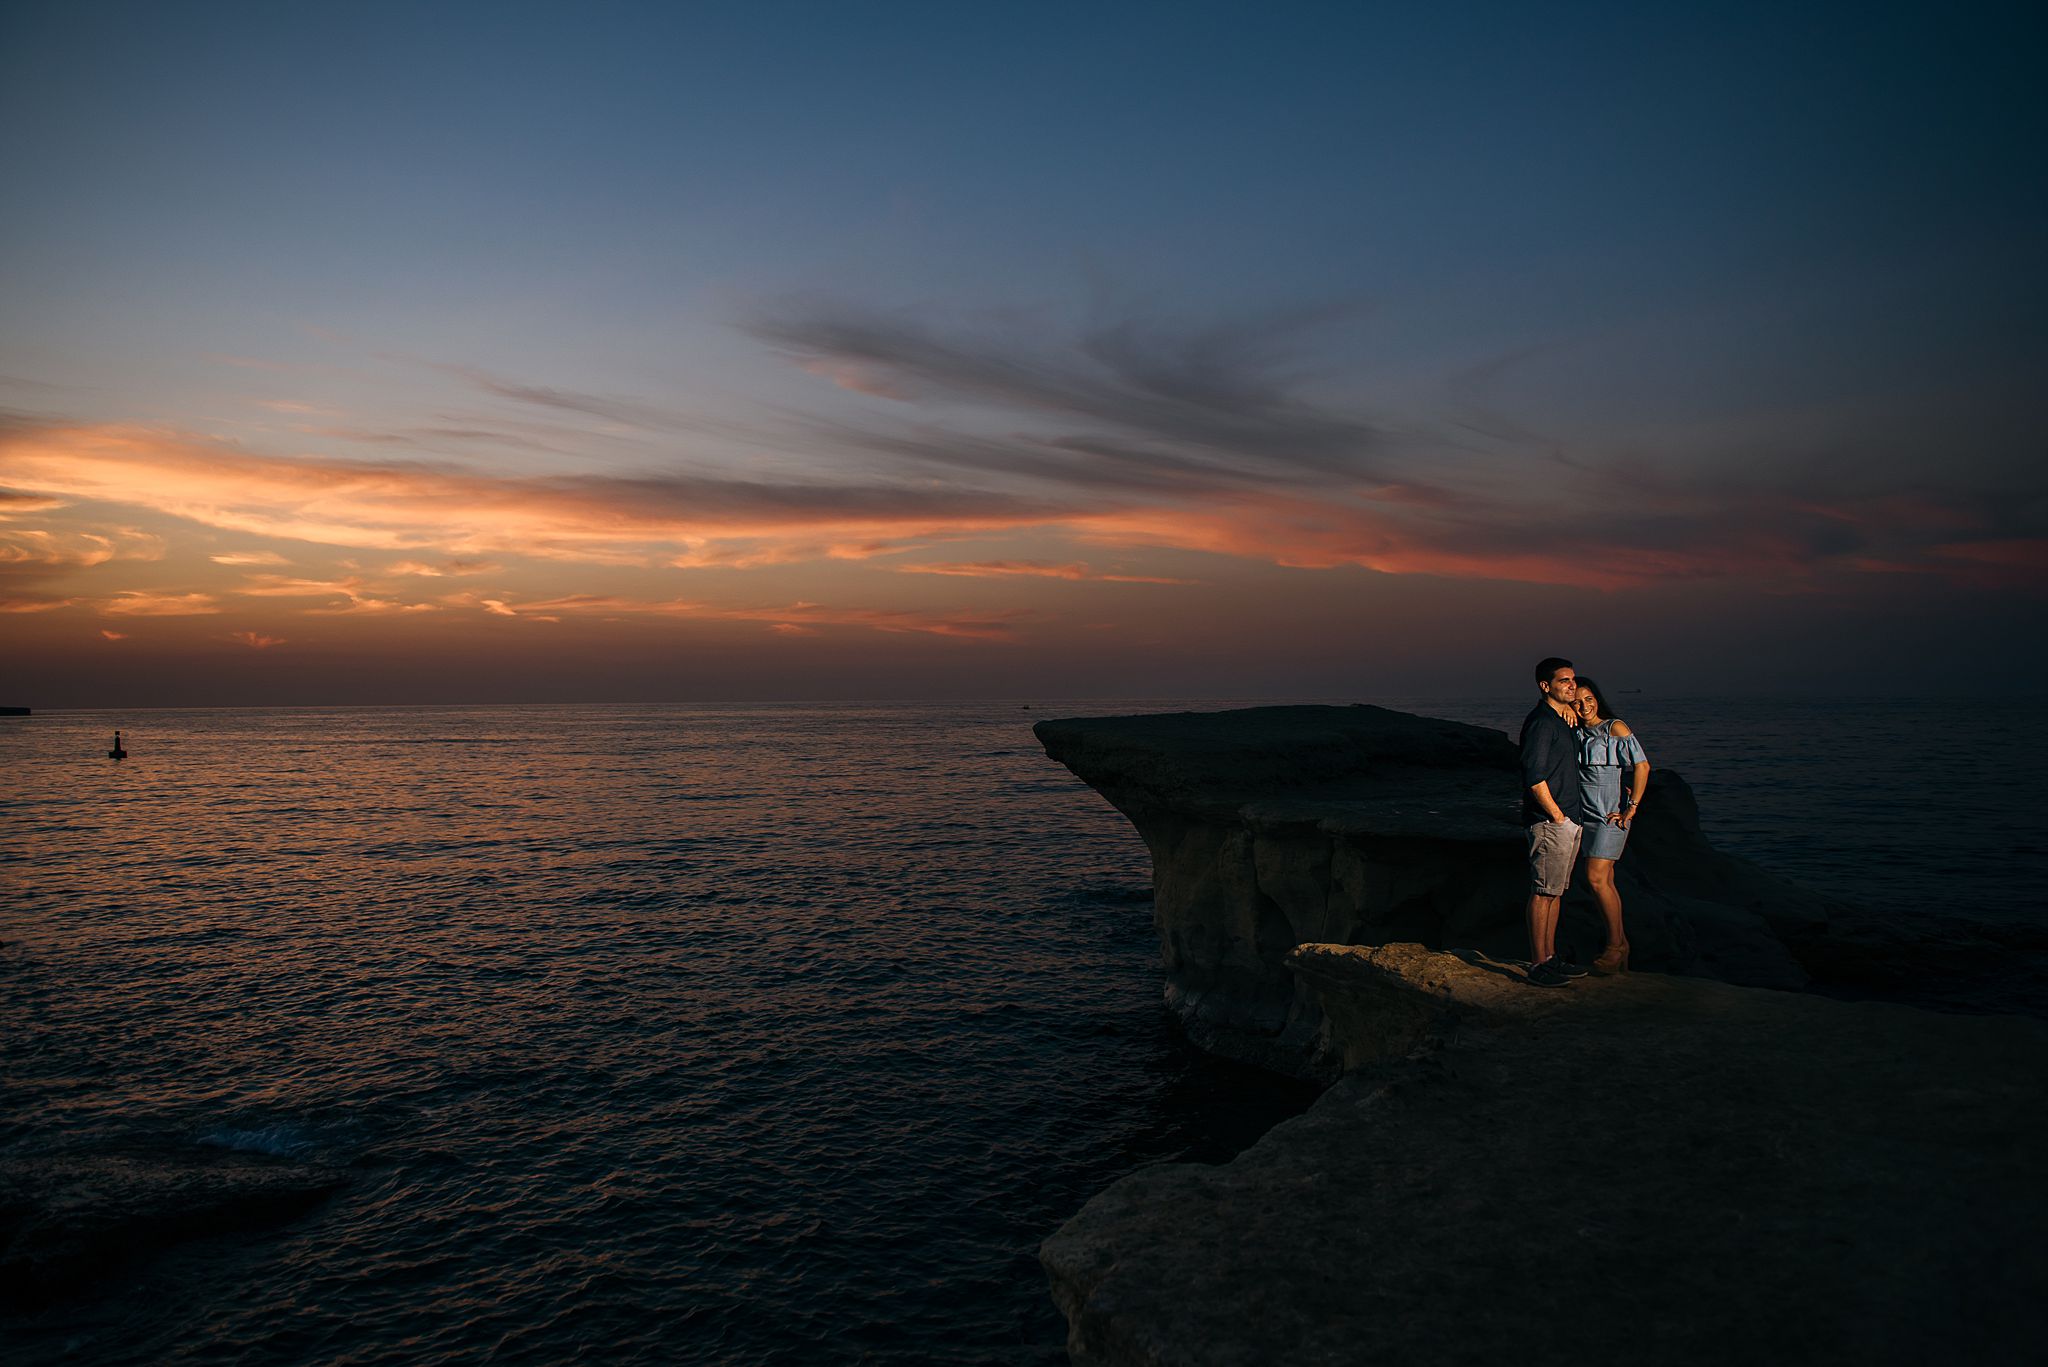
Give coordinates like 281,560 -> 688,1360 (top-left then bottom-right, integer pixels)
1066,494 -> 1826,591
0,526 -> 164,569
101,591 -> 220,615
3,420 -> 2024,601
235,573 -> 367,597
211,551 -> 291,566
0,422 -> 1069,564
898,560 -> 1195,584
100,629 -> 127,640
229,572 -> 415,614
385,558 -> 498,576
227,630 -> 287,648
0,490 -> 68,516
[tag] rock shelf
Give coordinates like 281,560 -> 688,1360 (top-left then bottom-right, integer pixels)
1043,944 -> 2048,1366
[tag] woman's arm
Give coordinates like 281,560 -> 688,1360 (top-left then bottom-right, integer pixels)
1620,760 -> 1650,827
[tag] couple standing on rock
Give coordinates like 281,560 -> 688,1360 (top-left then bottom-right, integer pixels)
1520,657 -> 1651,989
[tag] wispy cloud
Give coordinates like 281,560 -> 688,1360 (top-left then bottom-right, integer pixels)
252,399 -> 338,416
385,557 -> 497,576
5,337 -> 2041,598
0,489 -> 68,516
420,361 -> 703,434
0,423 -> 1081,567
101,590 -> 219,615
1,525 -> 164,576
470,591 -> 1035,640
227,630 -> 286,648
210,550 -> 291,566
752,299 -> 1388,489
748,297 -> 2048,591
898,560 -> 1194,584
234,572 -> 436,615
306,423 -> 576,457
2,529 -> 130,569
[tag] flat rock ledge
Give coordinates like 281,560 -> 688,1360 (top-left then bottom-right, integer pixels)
1042,944 -> 2048,1367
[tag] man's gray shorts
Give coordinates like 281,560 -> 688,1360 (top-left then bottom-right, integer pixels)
1527,820 -> 1582,897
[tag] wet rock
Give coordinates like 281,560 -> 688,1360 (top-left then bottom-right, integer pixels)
1042,943 -> 2048,1367
0,1146 -> 347,1310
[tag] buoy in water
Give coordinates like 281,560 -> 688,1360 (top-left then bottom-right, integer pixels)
108,729 -> 127,760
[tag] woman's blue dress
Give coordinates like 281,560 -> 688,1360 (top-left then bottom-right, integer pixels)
1578,719 -> 1648,860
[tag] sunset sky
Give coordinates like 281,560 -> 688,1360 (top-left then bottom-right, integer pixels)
3,2 -> 2041,706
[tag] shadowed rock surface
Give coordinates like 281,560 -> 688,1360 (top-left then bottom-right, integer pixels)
1042,943 -> 2048,1367
0,1147 -> 348,1311
1034,705 -> 1848,1078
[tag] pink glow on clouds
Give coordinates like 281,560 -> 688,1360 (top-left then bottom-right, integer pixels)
0,423 -> 1066,563
1,420 -> 2039,664
101,591 -> 220,616
897,560 -> 1196,584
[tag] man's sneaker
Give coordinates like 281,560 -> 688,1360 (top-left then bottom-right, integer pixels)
1552,954 -> 1589,978
1526,959 -> 1571,988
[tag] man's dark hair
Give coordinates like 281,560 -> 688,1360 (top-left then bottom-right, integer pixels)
1534,656 -> 1573,685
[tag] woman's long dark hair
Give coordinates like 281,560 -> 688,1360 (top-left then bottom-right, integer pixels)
1576,676 -> 1623,723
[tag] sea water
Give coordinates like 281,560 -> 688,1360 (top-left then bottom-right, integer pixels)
2,697 -> 2042,1364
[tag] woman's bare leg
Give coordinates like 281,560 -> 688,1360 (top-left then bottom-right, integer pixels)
1585,857 -> 1626,952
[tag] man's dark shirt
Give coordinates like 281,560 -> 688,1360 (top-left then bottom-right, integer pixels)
1519,701 -> 1581,827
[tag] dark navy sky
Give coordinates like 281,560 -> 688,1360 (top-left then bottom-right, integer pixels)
1,1 -> 2042,703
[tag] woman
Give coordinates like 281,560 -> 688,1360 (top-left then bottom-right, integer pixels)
1574,678 -> 1649,974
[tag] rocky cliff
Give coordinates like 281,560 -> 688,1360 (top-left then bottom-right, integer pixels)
1042,943 -> 2048,1367
1033,704 -> 1845,1080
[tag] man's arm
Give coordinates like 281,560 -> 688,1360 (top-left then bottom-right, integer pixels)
1527,779 -> 1570,824
1521,718 -> 1572,822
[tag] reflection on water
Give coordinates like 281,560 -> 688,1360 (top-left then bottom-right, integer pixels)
0,701 -> 1314,1366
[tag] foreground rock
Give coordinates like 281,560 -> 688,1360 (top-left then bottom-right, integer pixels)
1035,705 -> 1848,1078
0,1146 -> 348,1310
1044,944 -> 2048,1367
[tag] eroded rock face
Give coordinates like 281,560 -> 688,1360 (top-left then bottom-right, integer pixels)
1035,705 -> 1847,1079
1042,944 -> 2048,1367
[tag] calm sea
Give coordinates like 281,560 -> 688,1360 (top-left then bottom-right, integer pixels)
2,697 -> 2042,1365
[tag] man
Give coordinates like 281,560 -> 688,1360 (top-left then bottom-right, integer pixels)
1520,657 -> 1587,987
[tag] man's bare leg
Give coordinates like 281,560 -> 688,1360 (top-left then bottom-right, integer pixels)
1525,892 -> 1561,964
